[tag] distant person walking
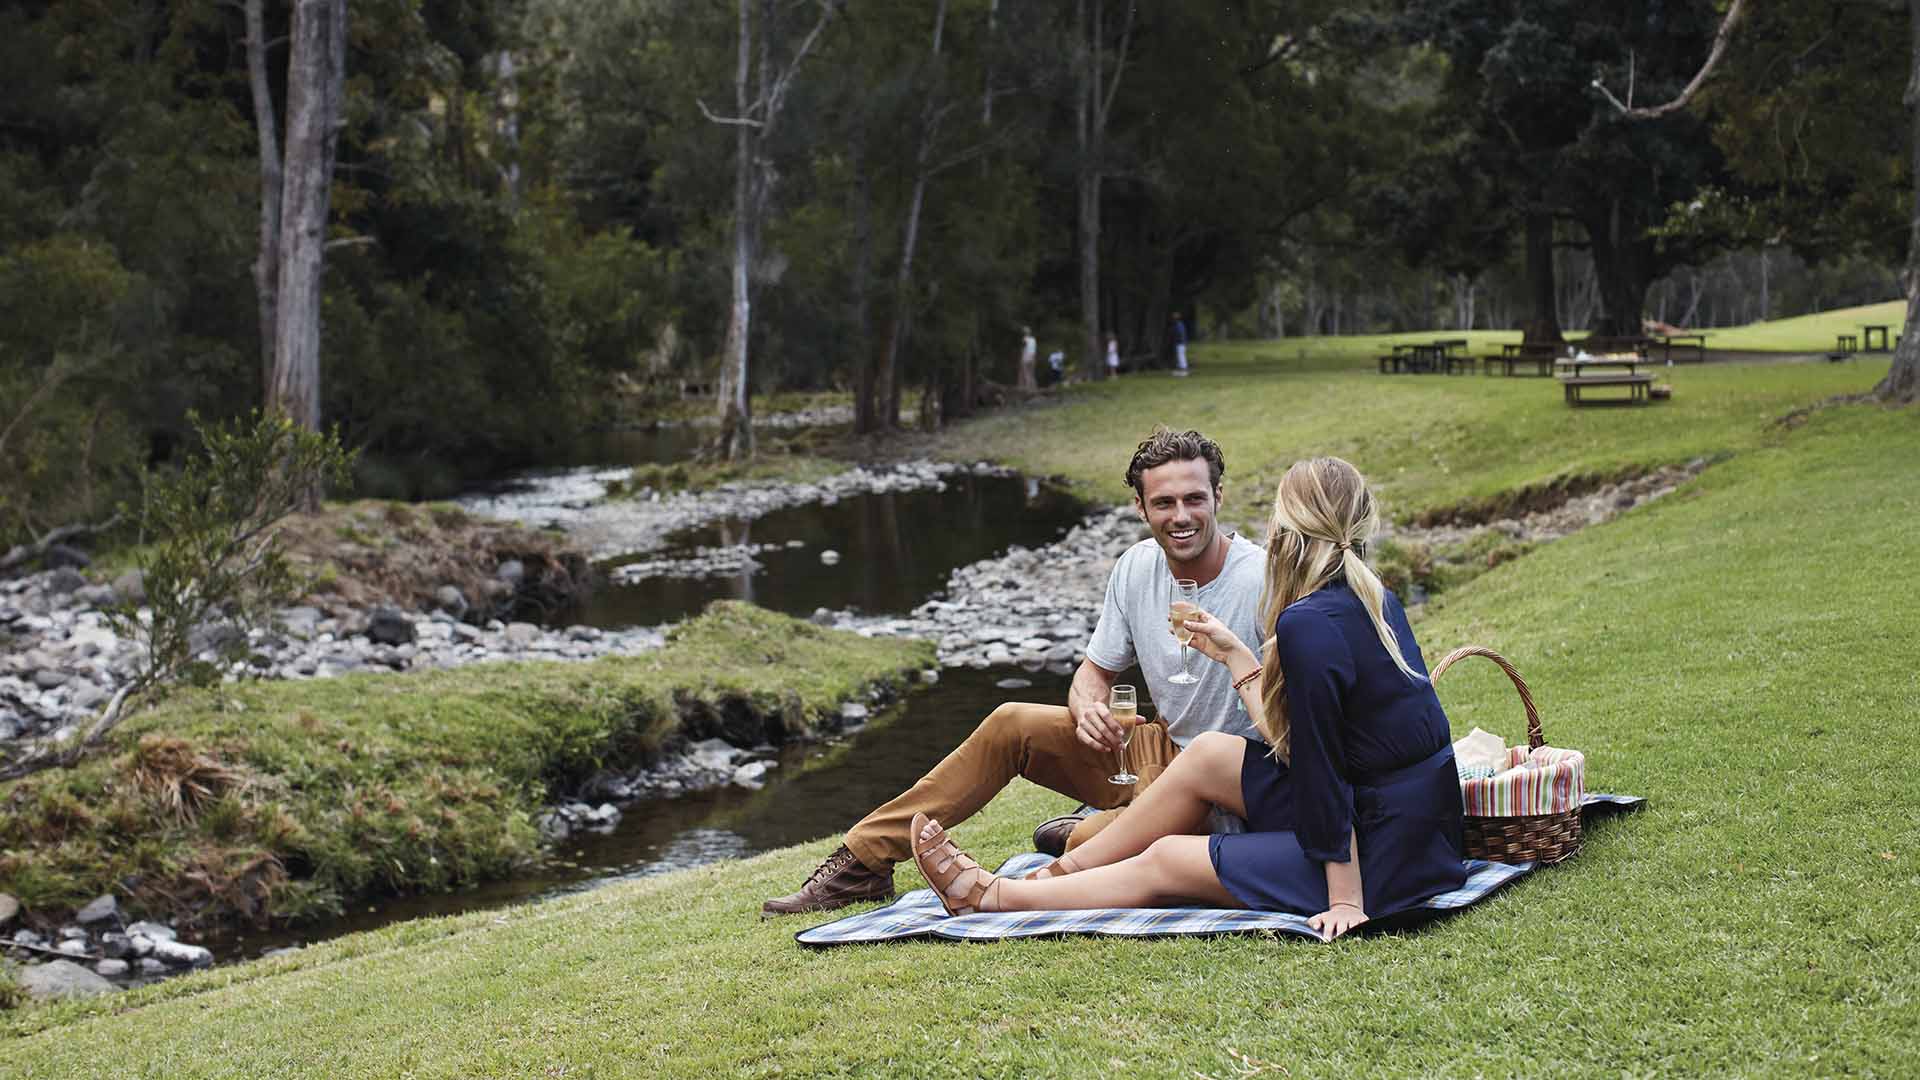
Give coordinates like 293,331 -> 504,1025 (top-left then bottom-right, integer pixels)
1045,349 -> 1066,387
1018,326 -> 1038,391
1106,332 -> 1121,378
1170,313 -> 1190,376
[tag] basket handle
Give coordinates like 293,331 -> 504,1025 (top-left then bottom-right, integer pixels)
1431,645 -> 1543,750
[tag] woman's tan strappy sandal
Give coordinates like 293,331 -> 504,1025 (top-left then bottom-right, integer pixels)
910,813 -> 1001,917
1022,853 -> 1082,881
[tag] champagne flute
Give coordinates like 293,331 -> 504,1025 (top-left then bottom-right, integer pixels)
1167,578 -> 1200,685
1107,685 -> 1139,785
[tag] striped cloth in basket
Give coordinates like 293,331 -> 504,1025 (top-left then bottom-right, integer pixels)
1461,745 -> 1585,817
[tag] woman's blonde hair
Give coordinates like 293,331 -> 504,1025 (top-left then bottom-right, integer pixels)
1256,457 -> 1422,762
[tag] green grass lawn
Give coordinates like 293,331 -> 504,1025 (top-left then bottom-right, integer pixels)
3,357 -> 1916,1075
1695,299 -> 1908,353
935,350 -> 1888,533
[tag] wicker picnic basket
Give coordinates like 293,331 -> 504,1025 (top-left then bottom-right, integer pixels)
1432,645 -> 1584,865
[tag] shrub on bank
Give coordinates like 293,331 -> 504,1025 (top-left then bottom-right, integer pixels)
0,602 -> 931,929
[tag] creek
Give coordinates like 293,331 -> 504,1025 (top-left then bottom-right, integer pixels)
211,665 -> 1076,959
207,437 -> 1103,960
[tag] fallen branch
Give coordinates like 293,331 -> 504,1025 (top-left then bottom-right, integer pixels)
0,514 -> 124,575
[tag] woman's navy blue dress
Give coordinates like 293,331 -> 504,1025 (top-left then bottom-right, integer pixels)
1208,581 -> 1466,918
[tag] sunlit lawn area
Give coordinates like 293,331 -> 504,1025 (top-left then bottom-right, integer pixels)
937,346 -> 1889,532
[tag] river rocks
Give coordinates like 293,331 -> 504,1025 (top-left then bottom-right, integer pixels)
1382,461 -> 1707,550
44,566 -> 88,595
496,558 -> 526,586
819,549 -> 841,566
18,960 -> 116,1000
0,893 -> 17,926
94,958 -> 129,977
459,460 -> 1013,562
74,894 -> 119,925
112,569 -> 146,605
367,607 -> 417,646
147,938 -> 213,967
434,584 -> 469,618
838,703 -> 869,723
0,566 -> 670,747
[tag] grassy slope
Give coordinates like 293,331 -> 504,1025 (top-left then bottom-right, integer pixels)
0,603 -> 931,926
1698,299 -> 1907,352
4,381 -> 1917,1074
933,348 -> 1887,533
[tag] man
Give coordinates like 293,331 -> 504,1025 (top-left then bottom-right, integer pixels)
1170,312 -> 1190,375
763,427 -> 1269,915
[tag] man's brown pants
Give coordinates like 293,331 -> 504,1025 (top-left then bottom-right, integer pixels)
844,702 -> 1180,873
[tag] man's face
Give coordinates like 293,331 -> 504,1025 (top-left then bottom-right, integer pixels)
1134,458 -> 1221,565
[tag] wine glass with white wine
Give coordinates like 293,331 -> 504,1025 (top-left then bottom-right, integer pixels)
1107,684 -> 1139,785
1167,578 -> 1200,685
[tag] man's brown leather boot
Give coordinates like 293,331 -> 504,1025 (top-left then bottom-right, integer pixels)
761,844 -> 893,916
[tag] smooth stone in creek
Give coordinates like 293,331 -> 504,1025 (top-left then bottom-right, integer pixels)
0,893 -> 18,926
94,958 -> 129,977
74,894 -> 119,925
18,960 -> 117,1000
367,607 -> 417,646
149,938 -> 213,967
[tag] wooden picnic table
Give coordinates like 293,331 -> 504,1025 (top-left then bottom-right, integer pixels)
1489,342 -> 1560,376
1554,356 -> 1656,377
1432,338 -> 1476,374
1654,333 -> 1707,363
1862,324 -> 1892,352
1559,372 -> 1654,406
1836,333 -> 1859,354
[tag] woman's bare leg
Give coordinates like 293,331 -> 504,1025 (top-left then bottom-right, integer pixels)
1055,731 -> 1249,873
997,835 -> 1240,910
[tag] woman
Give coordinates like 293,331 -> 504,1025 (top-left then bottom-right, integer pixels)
910,457 -> 1465,940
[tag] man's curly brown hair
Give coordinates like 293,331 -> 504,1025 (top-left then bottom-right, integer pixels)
1124,426 -> 1226,497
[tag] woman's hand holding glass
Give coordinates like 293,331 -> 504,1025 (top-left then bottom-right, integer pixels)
1177,610 -> 1260,676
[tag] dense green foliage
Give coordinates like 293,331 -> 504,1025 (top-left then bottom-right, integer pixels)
0,601 -> 931,928
3,0 -> 1912,544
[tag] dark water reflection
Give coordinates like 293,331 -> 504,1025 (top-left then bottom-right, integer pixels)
212,665 -> 1086,959
555,474 -> 1089,628
558,425 -> 709,468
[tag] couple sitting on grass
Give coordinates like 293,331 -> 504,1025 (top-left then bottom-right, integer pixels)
762,428 -> 1465,940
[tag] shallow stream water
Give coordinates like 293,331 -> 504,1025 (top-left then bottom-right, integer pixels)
212,665 -> 1080,958
556,473 -> 1089,627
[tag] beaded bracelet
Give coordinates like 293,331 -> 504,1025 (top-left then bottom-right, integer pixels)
1231,665 -> 1262,691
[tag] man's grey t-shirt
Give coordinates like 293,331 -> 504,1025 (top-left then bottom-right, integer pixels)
1084,533 -> 1267,748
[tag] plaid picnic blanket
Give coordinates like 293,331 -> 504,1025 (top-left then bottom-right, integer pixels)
794,793 -> 1643,948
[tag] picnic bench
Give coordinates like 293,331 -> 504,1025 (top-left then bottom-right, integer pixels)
1559,373 -> 1654,406
1377,341 -> 1454,374
1862,324 -> 1893,352
1489,342 -> 1560,376
1653,333 -> 1707,363
1554,355 -> 1656,377
1577,335 -> 1653,359
1836,333 -> 1859,355
1433,338 -> 1476,374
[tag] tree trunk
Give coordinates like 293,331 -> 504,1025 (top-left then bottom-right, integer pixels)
850,130 -> 877,435
876,0 -> 947,435
1875,0 -> 1920,402
1075,0 -> 1101,382
1521,207 -> 1564,344
714,0 -> 756,460
269,0 -> 346,514
1586,200 -> 1652,338
244,0 -> 281,404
